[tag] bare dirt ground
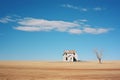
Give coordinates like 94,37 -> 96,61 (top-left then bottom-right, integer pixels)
0,61 -> 120,80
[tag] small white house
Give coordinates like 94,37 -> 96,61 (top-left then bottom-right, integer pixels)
63,50 -> 78,62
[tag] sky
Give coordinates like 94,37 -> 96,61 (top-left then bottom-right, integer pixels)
0,0 -> 120,61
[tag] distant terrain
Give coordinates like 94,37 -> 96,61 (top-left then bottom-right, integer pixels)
0,61 -> 120,80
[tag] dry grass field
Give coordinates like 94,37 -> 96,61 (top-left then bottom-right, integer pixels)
0,61 -> 120,80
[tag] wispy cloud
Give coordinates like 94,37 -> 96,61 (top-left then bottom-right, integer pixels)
14,26 -> 42,32
13,17 -> 111,34
0,15 -> 110,35
93,7 -> 102,11
79,19 -> 88,22
61,4 -> 79,10
0,16 -> 14,23
83,27 -> 109,34
68,29 -> 82,34
68,27 -> 109,34
14,18 -> 79,32
81,8 -> 88,12
61,4 -> 88,12
0,15 -> 20,23
61,4 -> 104,12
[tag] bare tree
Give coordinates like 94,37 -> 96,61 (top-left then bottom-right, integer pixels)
94,49 -> 103,64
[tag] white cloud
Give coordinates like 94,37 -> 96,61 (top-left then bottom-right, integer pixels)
61,4 -> 88,12
83,27 -> 109,34
73,19 -> 88,25
14,26 -> 42,32
79,19 -> 88,22
0,15 -> 20,23
61,4 -> 79,10
97,28 -> 109,34
93,7 -> 102,11
61,4 -> 105,12
0,16 -> 14,23
15,18 -> 79,32
84,27 -> 97,33
81,8 -> 88,11
68,29 -> 82,34
0,15 -> 110,35
13,17 -> 111,34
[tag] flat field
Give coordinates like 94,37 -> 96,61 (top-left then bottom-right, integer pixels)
0,61 -> 120,80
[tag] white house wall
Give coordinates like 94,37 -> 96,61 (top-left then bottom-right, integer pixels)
63,53 -> 78,62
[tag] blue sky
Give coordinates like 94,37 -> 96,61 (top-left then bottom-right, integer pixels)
0,0 -> 120,61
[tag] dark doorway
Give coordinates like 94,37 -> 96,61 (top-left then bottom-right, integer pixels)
73,57 -> 77,62
66,57 -> 68,61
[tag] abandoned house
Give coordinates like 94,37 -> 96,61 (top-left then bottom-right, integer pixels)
63,50 -> 78,62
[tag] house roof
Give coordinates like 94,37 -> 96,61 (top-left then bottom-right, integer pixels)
64,50 -> 76,54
